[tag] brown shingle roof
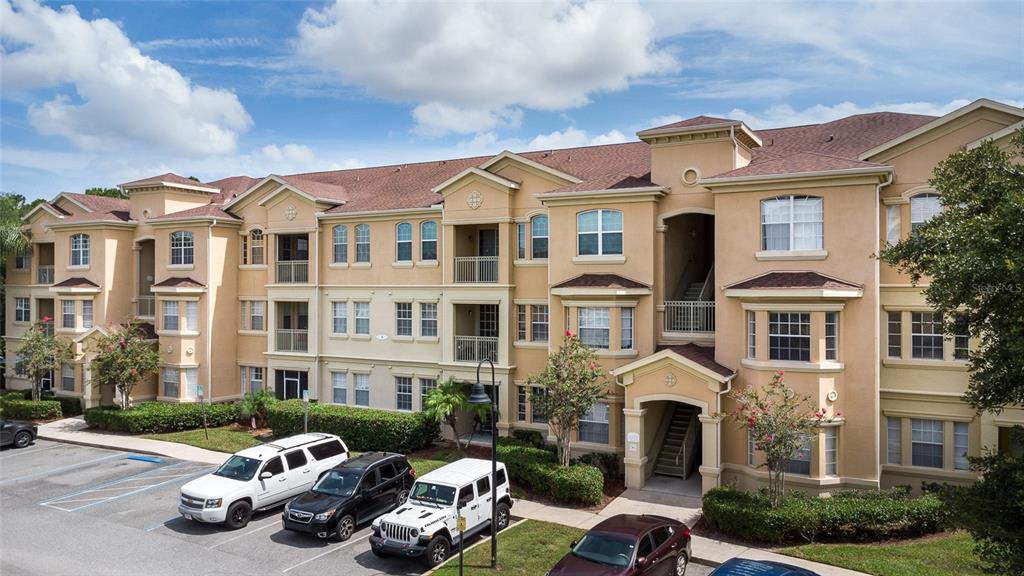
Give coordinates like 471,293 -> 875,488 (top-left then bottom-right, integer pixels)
710,151 -> 886,179
655,343 -> 735,378
552,273 -> 649,290
208,176 -> 259,204
646,115 -> 737,131
60,192 -> 129,213
53,277 -> 99,288
120,172 -> 213,189
148,204 -> 240,221
726,271 -> 862,290
152,277 -> 205,288
53,210 -> 132,224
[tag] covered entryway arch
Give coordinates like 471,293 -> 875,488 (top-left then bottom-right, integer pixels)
611,344 -> 735,495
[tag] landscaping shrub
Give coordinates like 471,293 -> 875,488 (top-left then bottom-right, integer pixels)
0,390 -> 83,416
702,486 -> 947,544
574,451 -> 623,479
84,402 -> 240,434
267,399 -> 439,454
496,437 -> 603,506
0,398 -> 62,420
511,429 -> 546,448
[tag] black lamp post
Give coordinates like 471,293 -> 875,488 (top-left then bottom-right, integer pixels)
467,358 -> 498,569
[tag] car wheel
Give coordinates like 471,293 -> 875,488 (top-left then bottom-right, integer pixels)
493,502 -> 511,533
334,515 -> 355,542
422,536 -> 450,568
676,553 -> 688,576
13,431 -> 33,449
395,489 -> 409,507
224,501 -> 252,530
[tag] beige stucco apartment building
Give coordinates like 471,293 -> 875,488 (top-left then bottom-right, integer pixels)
6,98 -> 1023,495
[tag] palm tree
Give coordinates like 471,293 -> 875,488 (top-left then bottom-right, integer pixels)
423,378 -> 472,453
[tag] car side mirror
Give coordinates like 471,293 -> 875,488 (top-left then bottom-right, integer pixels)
636,556 -> 647,568
569,540 -> 577,550
259,471 -> 272,480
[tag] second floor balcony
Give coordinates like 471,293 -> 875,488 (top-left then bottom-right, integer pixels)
454,256 -> 498,283
275,329 -> 309,352
276,260 -> 309,283
454,335 -> 498,363
663,301 -> 715,334
276,234 -> 310,283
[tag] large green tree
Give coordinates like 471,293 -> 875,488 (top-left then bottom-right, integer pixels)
17,318 -> 73,401
85,187 -> 127,199
880,130 -> 1024,412
89,321 -> 160,409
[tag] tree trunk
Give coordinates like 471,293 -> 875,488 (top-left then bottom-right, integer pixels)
448,417 -> 463,454
31,378 -> 40,401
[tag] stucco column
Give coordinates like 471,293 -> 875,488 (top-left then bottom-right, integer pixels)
623,407 -> 647,489
698,413 -> 721,494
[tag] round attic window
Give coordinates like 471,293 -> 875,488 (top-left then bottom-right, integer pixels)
142,208 -> 152,219
681,167 -> 701,186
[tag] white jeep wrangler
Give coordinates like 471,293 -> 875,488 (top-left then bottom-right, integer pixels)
178,433 -> 349,529
369,458 -> 512,567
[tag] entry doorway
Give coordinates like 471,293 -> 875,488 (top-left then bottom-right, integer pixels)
275,370 -> 309,400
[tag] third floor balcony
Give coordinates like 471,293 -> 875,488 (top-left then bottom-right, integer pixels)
37,265 -> 54,285
276,234 -> 309,283
453,225 -> 499,283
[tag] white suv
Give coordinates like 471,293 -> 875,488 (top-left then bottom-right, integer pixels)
369,458 -> 512,567
179,433 -> 349,529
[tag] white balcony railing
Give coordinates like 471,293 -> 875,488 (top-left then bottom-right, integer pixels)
136,296 -> 155,318
663,301 -> 715,334
454,256 -> 498,283
454,335 -> 499,363
37,265 -> 54,285
276,261 -> 309,283
276,329 -> 309,352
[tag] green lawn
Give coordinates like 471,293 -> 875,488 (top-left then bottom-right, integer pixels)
143,426 -> 264,453
433,519 -> 584,576
778,532 -> 984,576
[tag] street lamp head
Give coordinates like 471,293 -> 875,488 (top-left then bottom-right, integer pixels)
467,381 -> 491,405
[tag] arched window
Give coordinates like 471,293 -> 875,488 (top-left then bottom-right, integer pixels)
249,229 -> 264,265
396,222 -> 412,262
70,233 -> 90,266
910,193 -> 941,231
577,210 -> 622,256
170,231 -> 194,265
333,225 -> 348,263
420,221 -> 438,261
760,195 -> 823,251
355,224 -> 371,263
531,215 -> 549,259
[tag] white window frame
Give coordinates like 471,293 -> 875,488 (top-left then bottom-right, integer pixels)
355,224 -> 371,263
249,229 -> 265,265
911,419 -> 944,468
333,225 -> 348,263
576,209 -> 623,256
887,311 -> 902,358
516,222 -> 526,260
395,376 -> 413,411
954,422 -> 969,471
420,221 -> 438,261
162,367 -> 180,398
517,385 -> 527,422
620,307 -> 634,350
825,311 -> 839,361
885,204 -> 901,244
516,305 -> 526,341
748,428 -> 756,466
887,417 -> 902,465
768,312 -> 811,361
911,311 -> 944,360
419,378 -> 437,410
15,297 -> 30,323
578,403 -> 609,444
760,195 -> 823,251
746,310 -> 756,359
70,233 -> 90,266
531,214 -> 549,259
170,231 -> 194,265
354,301 -> 370,335
61,363 -> 75,391
578,307 -> 610,349
14,249 -> 31,270
62,300 -> 75,329
82,300 -> 93,329
531,305 -> 549,343
824,427 -> 838,476
240,366 -> 264,395
395,222 -> 413,262
420,303 -> 437,337
785,436 -> 812,476
163,301 -> 179,331
332,301 -> 347,334
910,193 -> 941,231
354,373 -> 370,406
331,372 -> 347,404
395,302 -> 412,336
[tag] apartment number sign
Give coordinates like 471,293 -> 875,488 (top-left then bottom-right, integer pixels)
466,190 -> 483,210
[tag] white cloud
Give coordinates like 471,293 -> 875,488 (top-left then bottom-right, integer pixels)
459,126 -> 630,154
137,37 -> 262,50
721,99 -> 1024,129
297,0 -> 676,135
0,0 -> 252,156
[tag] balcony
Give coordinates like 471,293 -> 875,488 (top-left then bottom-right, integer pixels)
276,329 -> 309,352
663,301 -> 715,334
136,296 -> 155,319
455,335 -> 498,363
276,261 -> 309,283
36,266 -> 54,285
454,256 -> 498,283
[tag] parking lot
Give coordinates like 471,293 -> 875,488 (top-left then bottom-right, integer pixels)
0,440 -> 433,576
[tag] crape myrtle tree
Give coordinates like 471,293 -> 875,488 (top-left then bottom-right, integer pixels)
723,371 -> 836,508
529,330 -> 608,466
17,317 -> 73,401
89,321 -> 159,409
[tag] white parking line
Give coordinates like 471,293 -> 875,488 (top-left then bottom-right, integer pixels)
209,520 -> 279,549
59,467 -> 216,512
281,533 -> 371,573
144,516 -> 186,532
0,443 -> 64,460
0,453 -> 124,485
40,463 -> 216,512
38,461 -> 189,505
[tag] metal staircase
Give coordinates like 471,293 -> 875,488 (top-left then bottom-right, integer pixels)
653,403 -> 700,479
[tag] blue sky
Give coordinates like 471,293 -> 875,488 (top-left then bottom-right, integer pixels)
2,0 -> 1022,201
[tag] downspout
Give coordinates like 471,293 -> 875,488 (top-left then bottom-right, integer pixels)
873,171 -> 893,488
206,220 -> 216,401
715,373 -> 735,488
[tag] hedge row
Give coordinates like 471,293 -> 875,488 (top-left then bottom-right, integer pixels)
0,398 -> 62,420
0,390 -> 82,417
496,437 -> 604,506
84,402 -> 241,434
267,400 -> 439,454
702,487 -> 947,544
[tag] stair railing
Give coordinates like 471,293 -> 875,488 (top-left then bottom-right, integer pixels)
698,264 -> 715,302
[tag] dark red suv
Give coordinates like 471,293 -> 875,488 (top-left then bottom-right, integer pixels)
547,514 -> 691,576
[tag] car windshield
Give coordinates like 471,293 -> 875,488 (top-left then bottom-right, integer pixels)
571,532 -> 636,567
212,455 -> 261,481
409,481 -> 456,506
313,469 -> 362,498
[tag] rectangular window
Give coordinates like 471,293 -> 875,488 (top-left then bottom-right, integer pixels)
82,300 -> 93,329
185,301 -> 198,332
250,230 -> 265,265
578,403 -> 609,444
825,311 -> 839,361
747,429 -> 756,466
516,305 -> 527,341
395,303 -> 412,336
355,224 -> 370,263
396,223 -> 412,262
71,234 -> 90,266
578,308 -> 610,349
62,300 -> 75,329
531,215 -> 549,259
911,419 -> 944,468
761,196 -> 823,251
420,221 -> 438,261
531,388 -> 548,423
332,301 -> 347,334
420,303 -> 437,337
62,363 -> 75,392
395,376 -> 413,411
333,225 -> 348,263
532,305 -> 549,342
887,311 -> 902,358
517,386 -> 527,422
250,301 -> 264,331
354,302 -> 370,335
332,372 -> 347,404
620,307 -> 634,350
14,249 -> 31,270
746,310 -> 756,359
241,233 -> 248,265
577,210 -> 622,256
785,436 -> 812,475
825,427 -> 838,476
768,312 -> 811,361
162,367 -> 179,398
163,301 -> 179,331
354,373 -> 370,406
241,366 -> 263,394
954,422 -> 969,471
953,315 -> 969,360
419,378 -> 437,409
911,312 -> 944,359
15,298 -> 30,323
184,368 -> 199,399
517,222 -> 526,260
886,204 -> 901,245
887,417 -> 902,465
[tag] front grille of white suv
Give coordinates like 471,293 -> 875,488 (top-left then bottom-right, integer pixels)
380,521 -> 415,542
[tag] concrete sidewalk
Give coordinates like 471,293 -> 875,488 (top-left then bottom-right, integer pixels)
37,416 -> 228,465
